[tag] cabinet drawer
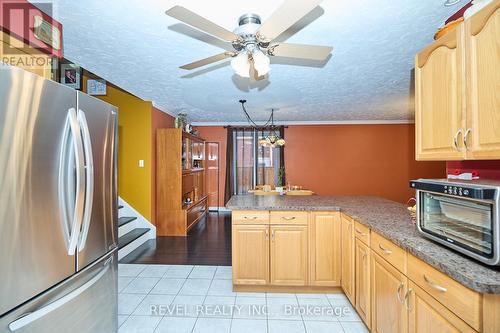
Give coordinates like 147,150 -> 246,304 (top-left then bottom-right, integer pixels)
354,221 -> 370,245
270,211 -> 308,225
232,211 -> 269,225
407,254 -> 482,331
371,232 -> 407,274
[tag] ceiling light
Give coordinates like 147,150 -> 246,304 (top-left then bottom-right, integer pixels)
231,52 -> 250,78
252,49 -> 271,76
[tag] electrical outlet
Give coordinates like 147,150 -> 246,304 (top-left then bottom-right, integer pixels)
138,160 -> 144,168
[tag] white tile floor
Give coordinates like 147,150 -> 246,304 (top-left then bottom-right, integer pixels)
118,264 -> 369,333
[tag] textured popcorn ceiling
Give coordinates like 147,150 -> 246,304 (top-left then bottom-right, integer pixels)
42,0 -> 457,123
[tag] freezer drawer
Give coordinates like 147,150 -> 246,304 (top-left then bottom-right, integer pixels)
0,250 -> 118,333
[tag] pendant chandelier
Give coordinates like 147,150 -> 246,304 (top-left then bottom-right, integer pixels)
239,100 -> 285,148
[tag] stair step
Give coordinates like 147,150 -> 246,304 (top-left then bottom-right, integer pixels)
118,216 -> 137,227
118,205 -> 124,209
118,228 -> 149,249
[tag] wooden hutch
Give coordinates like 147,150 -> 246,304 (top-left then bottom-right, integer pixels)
156,128 -> 208,236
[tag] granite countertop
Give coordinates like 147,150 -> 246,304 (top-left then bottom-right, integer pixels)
226,195 -> 500,294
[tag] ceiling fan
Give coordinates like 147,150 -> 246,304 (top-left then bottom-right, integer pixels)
165,0 -> 333,78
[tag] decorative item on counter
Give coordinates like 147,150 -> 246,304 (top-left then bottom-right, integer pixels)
185,123 -> 193,133
407,198 -> 417,225
262,184 -> 272,192
175,112 -> 188,129
275,166 -> 286,194
464,0 -> 493,19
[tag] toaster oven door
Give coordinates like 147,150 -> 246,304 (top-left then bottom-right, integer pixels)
418,192 -> 495,260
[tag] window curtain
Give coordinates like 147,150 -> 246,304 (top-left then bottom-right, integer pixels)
225,126 -> 285,204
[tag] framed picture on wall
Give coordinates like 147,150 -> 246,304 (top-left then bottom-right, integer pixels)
87,79 -> 107,96
59,63 -> 82,90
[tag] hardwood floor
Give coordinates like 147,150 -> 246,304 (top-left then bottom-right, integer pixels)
120,212 -> 232,266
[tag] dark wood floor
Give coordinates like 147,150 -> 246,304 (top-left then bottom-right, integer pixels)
120,212 -> 232,266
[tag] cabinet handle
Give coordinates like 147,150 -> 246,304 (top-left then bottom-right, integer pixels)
243,216 -> 258,220
265,229 -> 269,240
362,253 -> 367,262
404,288 -> 413,311
355,228 -> 367,236
282,216 -> 296,221
378,244 -> 392,254
396,282 -> 405,304
271,230 -> 275,242
453,129 -> 462,151
423,275 -> 447,292
463,128 -> 471,151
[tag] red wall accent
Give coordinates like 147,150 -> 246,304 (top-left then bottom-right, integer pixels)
446,161 -> 500,180
195,126 -> 227,208
195,124 -> 446,205
151,107 -> 175,224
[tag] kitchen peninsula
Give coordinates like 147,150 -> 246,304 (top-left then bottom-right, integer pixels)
226,195 -> 500,333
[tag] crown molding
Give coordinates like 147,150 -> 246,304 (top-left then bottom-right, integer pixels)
191,119 -> 415,126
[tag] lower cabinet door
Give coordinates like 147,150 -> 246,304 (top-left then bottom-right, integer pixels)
341,215 -> 355,303
309,212 -> 341,286
371,253 -> 408,333
270,225 -> 308,286
407,281 -> 476,333
355,238 -> 371,329
232,224 -> 269,285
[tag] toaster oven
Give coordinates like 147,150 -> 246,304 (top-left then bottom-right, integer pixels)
410,179 -> 500,266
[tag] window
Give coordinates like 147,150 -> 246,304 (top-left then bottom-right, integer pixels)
232,128 -> 283,194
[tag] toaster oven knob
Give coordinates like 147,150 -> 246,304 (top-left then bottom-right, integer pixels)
463,189 -> 469,196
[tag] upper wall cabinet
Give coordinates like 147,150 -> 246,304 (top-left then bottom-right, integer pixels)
415,0 -> 500,161
464,1 -> 500,159
415,24 -> 464,160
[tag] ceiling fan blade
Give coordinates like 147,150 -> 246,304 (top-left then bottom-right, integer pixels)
180,52 -> 235,70
257,0 -> 323,42
166,6 -> 240,42
267,43 -> 332,61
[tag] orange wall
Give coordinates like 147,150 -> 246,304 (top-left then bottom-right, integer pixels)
151,107 -> 175,224
285,124 -> 445,203
195,126 -> 227,208
196,124 -> 445,204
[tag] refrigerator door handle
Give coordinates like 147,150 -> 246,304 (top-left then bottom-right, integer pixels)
64,108 -> 86,255
77,109 -> 94,251
8,256 -> 113,332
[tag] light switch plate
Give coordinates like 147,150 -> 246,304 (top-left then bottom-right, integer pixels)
139,160 -> 144,168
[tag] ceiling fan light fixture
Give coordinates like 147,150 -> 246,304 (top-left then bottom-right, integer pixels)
231,52 -> 251,78
252,48 -> 271,76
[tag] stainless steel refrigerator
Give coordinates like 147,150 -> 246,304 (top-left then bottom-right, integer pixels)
0,65 -> 118,332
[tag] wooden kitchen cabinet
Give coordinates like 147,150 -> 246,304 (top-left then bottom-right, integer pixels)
407,281 -> 476,333
415,24 -> 464,161
270,225 -> 308,286
355,238 -> 371,329
464,0 -> 500,159
309,212 -> 341,286
232,224 -> 269,285
341,214 -> 355,303
371,252 -> 408,333
415,0 -> 500,161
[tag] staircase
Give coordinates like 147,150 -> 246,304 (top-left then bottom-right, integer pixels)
117,198 -> 155,261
